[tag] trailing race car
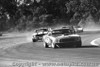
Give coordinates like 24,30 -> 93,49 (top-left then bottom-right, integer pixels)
61,26 -> 75,33
74,26 -> 83,33
32,28 -> 49,42
43,28 -> 82,48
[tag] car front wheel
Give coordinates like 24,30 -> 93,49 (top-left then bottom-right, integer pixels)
44,42 -> 49,48
51,43 -> 57,49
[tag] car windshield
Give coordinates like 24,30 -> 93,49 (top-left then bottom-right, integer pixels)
35,29 -> 48,32
52,29 -> 72,35
40,29 -> 48,31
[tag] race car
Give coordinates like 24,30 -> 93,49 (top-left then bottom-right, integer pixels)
74,26 -> 83,33
43,28 -> 82,48
61,26 -> 75,33
32,28 -> 49,42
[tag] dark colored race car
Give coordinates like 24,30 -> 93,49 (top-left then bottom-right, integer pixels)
62,25 -> 83,33
43,28 -> 82,48
32,28 -> 49,42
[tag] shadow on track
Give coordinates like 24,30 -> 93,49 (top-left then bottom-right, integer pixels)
57,45 -> 99,49
80,45 -> 99,48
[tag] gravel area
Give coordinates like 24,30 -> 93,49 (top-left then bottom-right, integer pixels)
0,32 -> 33,50
0,32 -> 34,67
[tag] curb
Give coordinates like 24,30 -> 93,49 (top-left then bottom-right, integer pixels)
90,38 -> 100,46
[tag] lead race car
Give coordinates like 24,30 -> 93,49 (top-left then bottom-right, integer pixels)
42,28 -> 82,48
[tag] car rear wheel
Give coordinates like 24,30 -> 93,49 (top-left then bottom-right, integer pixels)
32,39 -> 37,42
77,41 -> 82,47
44,42 -> 49,48
0,34 -> 2,36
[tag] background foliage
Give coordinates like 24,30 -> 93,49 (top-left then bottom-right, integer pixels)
0,0 -> 100,31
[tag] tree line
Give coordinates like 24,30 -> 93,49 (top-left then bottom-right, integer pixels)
0,0 -> 100,31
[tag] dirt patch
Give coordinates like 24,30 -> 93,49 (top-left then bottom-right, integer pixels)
0,32 -> 33,50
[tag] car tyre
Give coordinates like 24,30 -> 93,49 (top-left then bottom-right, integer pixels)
76,41 -> 82,47
77,41 -> 82,47
0,34 -> 2,36
51,43 -> 57,49
73,41 -> 82,48
32,39 -> 37,42
44,42 -> 49,48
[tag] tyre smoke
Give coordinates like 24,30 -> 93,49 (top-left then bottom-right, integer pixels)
83,22 -> 100,31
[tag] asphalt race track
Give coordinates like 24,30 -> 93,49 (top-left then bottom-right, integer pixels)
1,31 -> 100,66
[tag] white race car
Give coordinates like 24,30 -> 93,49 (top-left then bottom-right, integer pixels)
43,28 -> 82,48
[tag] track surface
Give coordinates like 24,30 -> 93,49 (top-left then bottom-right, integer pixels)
0,31 -> 100,66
